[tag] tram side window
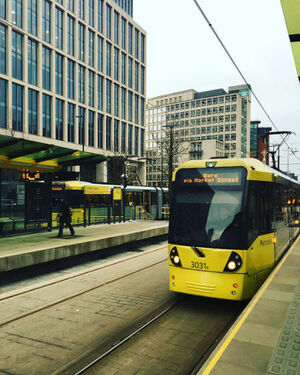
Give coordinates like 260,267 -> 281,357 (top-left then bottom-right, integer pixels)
247,182 -> 272,247
151,192 -> 156,206
86,194 -> 110,207
247,189 -> 259,245
274,183 -> 286,229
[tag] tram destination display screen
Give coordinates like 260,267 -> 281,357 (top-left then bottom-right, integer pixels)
176,167 -> 244,187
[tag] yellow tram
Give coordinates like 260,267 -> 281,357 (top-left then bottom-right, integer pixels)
168,158 -> 300,300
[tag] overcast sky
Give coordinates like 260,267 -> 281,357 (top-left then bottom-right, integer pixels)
134,0 -> 300,178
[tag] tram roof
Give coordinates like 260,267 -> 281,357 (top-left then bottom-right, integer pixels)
174,158 -> 299,185
281,0 -> 300,82
0,134 -> 107,172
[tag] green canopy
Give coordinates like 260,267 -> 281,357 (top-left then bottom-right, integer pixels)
0,135 -> 107,172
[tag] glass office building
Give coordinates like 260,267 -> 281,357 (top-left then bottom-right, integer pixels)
0,0 -> 146,233
0,0 -> 146,174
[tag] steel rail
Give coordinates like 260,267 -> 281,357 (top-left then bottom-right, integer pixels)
0,245 -> 168,328
73,300 -> 180,375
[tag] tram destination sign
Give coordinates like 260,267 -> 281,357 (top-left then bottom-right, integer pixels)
178,168 -> 243,186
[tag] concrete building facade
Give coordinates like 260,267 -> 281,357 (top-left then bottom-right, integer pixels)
0,0 -> 146,182
145,85 -> 251,187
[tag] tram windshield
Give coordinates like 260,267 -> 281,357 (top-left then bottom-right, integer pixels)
170,167 -> 246,249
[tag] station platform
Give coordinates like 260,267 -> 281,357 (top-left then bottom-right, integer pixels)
0,220 -> 169,273
198,234 -> 300,375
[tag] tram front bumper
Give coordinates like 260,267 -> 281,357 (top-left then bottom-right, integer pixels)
169,266 -> 256,300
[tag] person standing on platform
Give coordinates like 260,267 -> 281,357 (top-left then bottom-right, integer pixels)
57,198 -> 75,237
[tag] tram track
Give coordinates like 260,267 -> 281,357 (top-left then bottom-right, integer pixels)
0,244 -> 168,327
65,296 -> 245,375
71,300 -> 180,375
0,243 -> 176,375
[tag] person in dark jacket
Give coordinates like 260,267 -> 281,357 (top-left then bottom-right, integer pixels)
57,198 -> 75,237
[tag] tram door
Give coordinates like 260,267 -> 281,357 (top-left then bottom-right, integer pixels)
143,191 -> 151,214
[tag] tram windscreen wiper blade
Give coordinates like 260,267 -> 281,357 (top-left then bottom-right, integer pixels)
191,246 -> 206,258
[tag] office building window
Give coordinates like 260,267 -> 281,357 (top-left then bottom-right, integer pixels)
140,128 -> 144,157
97,0 -> 103,33
135,94 -> 139,123
0,24 -> 6,74
12,31 -> 22,80
114,119 -> 119,152
68,0 -> 74,12
28,39 -> 37,85
67,59 -> 74,99
0,78 -> 6,129
42,94 -> 51,137
134,126 -> 138,156
42,0 -> 51,43
106,4 -> 111,39
141,66 -> 144,95
121,52 -> 126,85
12,0 -> 22,27
55,53 -> 63,95
135,29 -> 139,59
68,102 -> 75,142
114,83 -> 119,117
128,57 -> 132,88
88,0 -> 94,27
98,113 -> 103,148
55,7 -> 63,50
106,79 -> 111,113
56,99 -> 64,140
128,124 -> 132,154
140,97 -> 145,126
78,64 -> 85,104
88,110 -> 94,146
121,87 -> 126,120
134,62 -> 139,91
78,0 -> 84,20
128,91 -> 132,122
106,42 -> 111,76
12,83 -> 23,131
97,75 -> 103,111
141,34 -> 145,63
121,17 -> 126,49
78,106 -> 85,145
0,0 -> 6,19
121,122 -> 126,152
88,70 -> 94,107
42,46 -> 51,90
114,47 -> 119,80
106,117 -> 111,150
28,0 -> 37,36
67,16 -> 74,56
88,30 -> 94,66
114,11 -> 119,45
128,23 -> 132,54
97,36 -> 103,72
78,23 -> 85,62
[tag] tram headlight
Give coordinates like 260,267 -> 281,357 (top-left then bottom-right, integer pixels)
227,261 -> 237,271
224,251 -> 242,272
170,247 -> 182,267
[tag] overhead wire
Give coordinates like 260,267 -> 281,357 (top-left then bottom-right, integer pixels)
192,0 -> 300,163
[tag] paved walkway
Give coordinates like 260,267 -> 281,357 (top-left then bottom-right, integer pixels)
0,220 -> 169,272
198,234 -> 300,375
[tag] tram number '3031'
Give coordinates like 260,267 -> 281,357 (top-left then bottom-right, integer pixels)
191,261 -> 209,270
